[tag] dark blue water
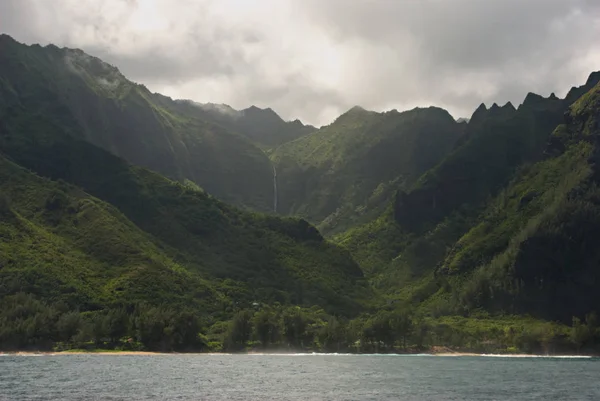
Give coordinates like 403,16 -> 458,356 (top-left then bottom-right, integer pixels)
1,353 -> 599,400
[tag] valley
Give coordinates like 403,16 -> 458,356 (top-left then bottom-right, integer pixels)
1,35 -> 600,355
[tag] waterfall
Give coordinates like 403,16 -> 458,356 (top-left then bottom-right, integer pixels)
273,164 -> 278,213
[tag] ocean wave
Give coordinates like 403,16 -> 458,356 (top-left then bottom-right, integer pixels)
246,352 -> 595,358
479,354 -> 593,359
247,352 -> 434,357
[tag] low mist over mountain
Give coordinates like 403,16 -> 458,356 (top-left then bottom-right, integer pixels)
174,100 -> 317,148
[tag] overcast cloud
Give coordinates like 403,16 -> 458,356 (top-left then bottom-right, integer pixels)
1,0 -> 599,126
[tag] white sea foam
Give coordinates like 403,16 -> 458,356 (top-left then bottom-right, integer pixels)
245,352 -> 595,358
479,354 -> 593,358
247,353 -> 436,357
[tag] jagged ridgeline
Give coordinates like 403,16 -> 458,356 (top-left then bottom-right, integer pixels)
393,81 -> 597,233
438,74 -> 600,323
339,71 -> 600,324
0,34 -> 315,212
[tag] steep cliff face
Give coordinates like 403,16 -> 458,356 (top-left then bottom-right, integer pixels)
338,72 -> 600,325
393,92 -> 577,233
0,34 -> 274,211
441,78 -> 600,323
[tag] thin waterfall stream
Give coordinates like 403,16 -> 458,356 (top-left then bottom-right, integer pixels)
272,164 -> 278,213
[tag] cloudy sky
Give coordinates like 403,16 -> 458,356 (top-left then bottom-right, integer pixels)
1,0 -> 599,126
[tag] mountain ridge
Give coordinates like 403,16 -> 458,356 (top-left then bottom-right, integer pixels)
270,105 -> 464,234
3,33 -> 600,354
0,34 -> 279,211
337,72 -> 600,327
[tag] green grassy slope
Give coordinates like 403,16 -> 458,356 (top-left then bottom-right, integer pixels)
270,106 -> 463,234
0,34 -> 273,211
318,77 -> 600,357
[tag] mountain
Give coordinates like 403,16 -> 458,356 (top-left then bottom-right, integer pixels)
338,72 -> 600,325
3,33 -> 600,354
0,44 -> 374,350
0,154 -> 224,313
0,34 -> 274,212
176,101 -> 316,148
393,97 -> 562,234
437,76 -> 600,323
0,103 -> 373,308
270,106 -> 464,234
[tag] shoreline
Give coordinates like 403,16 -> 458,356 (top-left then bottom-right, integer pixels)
1,350 -> 596,358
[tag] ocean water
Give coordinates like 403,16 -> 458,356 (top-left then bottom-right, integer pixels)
1,353 -> 599,400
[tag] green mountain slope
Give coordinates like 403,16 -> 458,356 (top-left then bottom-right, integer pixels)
0,83 -> 378,351
176,102 -> 316,148
0,153 -> 231,350
394,73 -> 600,235
394,98 -> 561,233
0,104 -> 371,316
0,34 -> 274,211
439,77 -> 600,323
0,155 -> 225,313
3,33 -> 600,354
270,106 -> 463,234
338,72 -> 600,304
235,105 -> 316,147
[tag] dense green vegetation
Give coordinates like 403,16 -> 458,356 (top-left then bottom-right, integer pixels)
270,106 -> 463,234
393,98 -> 562,233
4,292 -> 598,354
0,35 -> 374,350
2,34 -> 600,354
0,34 -> 275,211
339,73 -> 600,331
0,110 -> 374,308
439,78 -> 600,323
0,129 -> 375,350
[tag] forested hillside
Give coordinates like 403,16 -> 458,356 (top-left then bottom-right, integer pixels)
338,72 -> 600,327
0,36 -> 373,350
0,110 -> 373,350
2,34 -> 600,355
438,76 -> 600,323
270,106 -> 464,234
